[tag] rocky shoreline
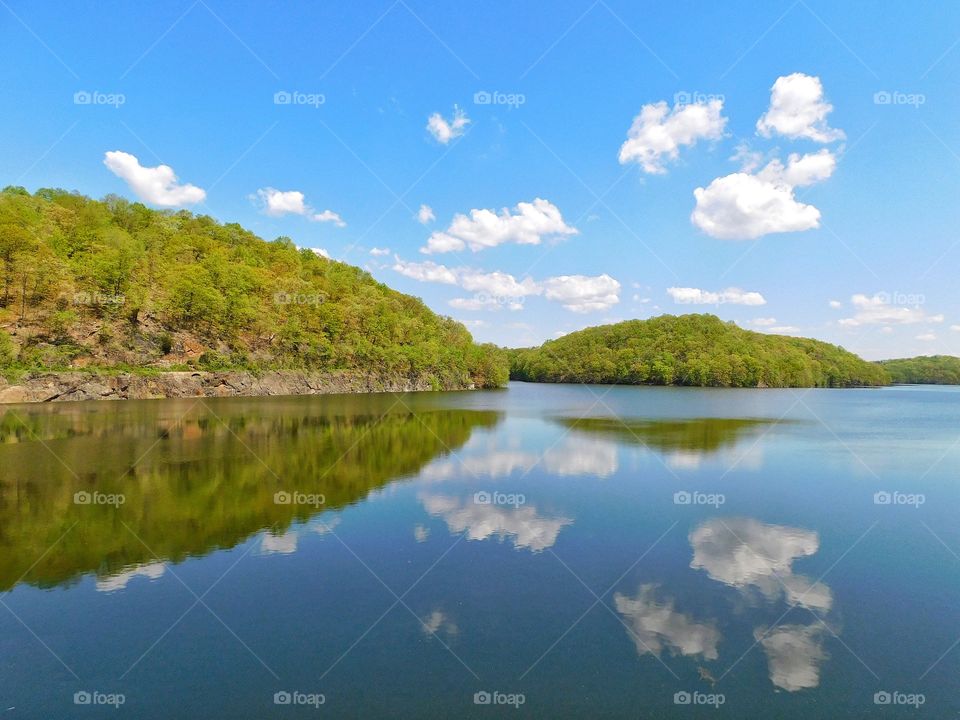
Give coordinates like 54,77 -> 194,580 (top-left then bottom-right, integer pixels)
0,371 -> 452,404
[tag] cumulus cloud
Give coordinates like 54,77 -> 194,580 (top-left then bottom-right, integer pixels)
253,187 -> 345,226
393,258 -> 619,313
618,99 -> 727,173
542,274 -> 621,313
691,150 -> 836,240
417,204 -> 436,224
838,294 -> 944,327
427,105 -> 470,144
749,317 -> 778,327
103,151 -> 206,207
614,584 -> 721,660
916,332 -> 937,341
369,247 -> 390,256
829,300 -> 842,309
392,258 -> 459,285
421,198 -> 577,254
756,73 -> 844,143
668,287 -> 766,306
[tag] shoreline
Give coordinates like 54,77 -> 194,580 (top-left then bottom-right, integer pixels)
0,370 -> 465,404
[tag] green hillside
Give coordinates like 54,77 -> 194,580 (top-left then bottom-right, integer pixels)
876,355 -> 960,384
509,314 -> 889,388
0,186 -> 507,389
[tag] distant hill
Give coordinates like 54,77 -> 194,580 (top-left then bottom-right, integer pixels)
876,355 -> 960,385
0,186 -> 507,389
509,314 -> 888,388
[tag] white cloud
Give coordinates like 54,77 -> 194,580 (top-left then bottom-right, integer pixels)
369,247 -> 390,256
392,258 -> 459,285
758,149 -> 836,187
103,151 -> 206,207
311,209 -> 346,226
952,325 -> 960,332
422,198 -> 578,254
838,294 -> 944,327
749,317 -> 778,326
417,204 -> 436,224
426,105 -> 470,144
393,257 -> 618,314
542,274 -> 621,313
618,99 -> 727,173
668,287 -> 766,306
767,325 -> 801,334
614,584 -> 721,660
756,73 -> 844,143
458,269 -> 541,298
254,187 -> 345,226
916,333 -> 937,341
829,300 -> 842,309
691,150 -> 836,240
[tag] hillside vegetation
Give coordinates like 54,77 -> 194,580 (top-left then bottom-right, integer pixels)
0,186 -> 508,389
509,314 -> 889,388
877,355 -> 960,384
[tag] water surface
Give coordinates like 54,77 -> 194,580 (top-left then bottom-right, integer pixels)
1,383 -> 958,717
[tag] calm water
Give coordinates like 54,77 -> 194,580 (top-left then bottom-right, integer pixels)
1,382 -> 959,718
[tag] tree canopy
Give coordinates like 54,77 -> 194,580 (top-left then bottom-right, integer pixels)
0,186 -> 508,389
876,355 -> 960,384
509,314 -> 889,388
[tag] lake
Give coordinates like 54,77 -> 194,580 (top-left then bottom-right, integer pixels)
1,382 -> 958,718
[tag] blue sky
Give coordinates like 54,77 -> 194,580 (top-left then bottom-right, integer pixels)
2,0 -> 959,358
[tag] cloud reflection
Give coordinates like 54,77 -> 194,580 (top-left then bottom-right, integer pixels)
419,493 -> 572,551
614,584 -> 720,660
689,518 -> 832,612
754,624 -> 829,691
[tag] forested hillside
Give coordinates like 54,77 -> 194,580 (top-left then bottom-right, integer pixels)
0,186 -> 508,389
509,314 -> 889,387
877,355 -> 960,384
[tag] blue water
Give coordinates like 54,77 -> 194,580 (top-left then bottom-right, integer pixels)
0,383 -> 958,717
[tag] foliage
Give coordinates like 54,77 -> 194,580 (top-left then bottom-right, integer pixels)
876,355 -> 960,384
0,187 -> 507,388
509,314 -> 889,388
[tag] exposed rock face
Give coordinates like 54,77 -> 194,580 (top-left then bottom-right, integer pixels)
0,371 -> 453,404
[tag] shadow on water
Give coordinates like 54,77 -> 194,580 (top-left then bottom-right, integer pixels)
0,395 -> 501,592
